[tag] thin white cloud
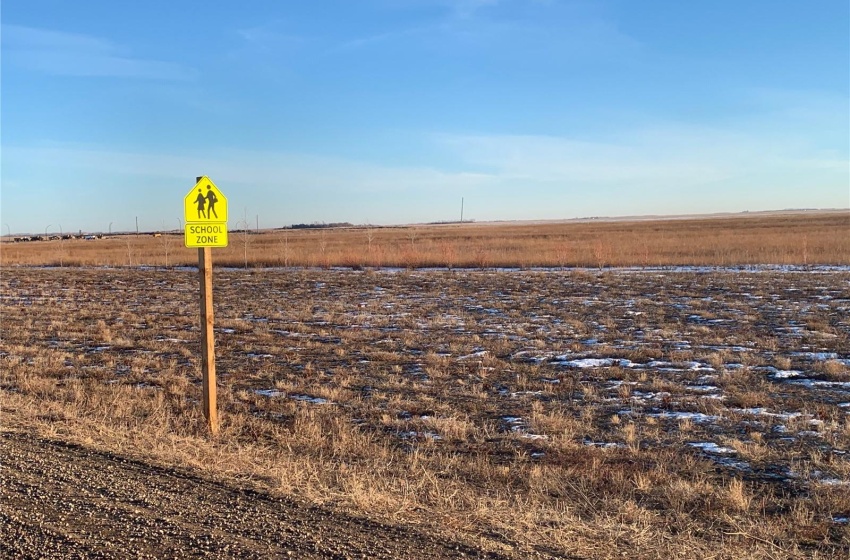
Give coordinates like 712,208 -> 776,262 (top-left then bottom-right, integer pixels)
449,0 -> 501,19
1,24 -> 196,80
438,127 -> 848,188
335,26 -> 430,51
2,24 -> 113,52
2,144 -> 494,194
337,0 -> 639,56
435,89 -> 850,190
437,132 -> 728,184
234,20 -> 306,52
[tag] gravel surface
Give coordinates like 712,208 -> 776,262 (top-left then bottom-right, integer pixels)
0,432 -> 538,559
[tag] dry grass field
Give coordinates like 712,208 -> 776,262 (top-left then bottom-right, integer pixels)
2,211 -> 849,557
2,262 -> 849,557
2,210 -> 848,268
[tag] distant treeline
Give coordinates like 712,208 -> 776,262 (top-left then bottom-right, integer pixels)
282,222 -> 355,230
11,234 -> 104,242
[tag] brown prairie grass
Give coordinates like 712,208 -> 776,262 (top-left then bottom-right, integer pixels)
2,210 -> 848,268
1,267 -> 849,558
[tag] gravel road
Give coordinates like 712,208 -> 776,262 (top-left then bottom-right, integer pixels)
1,432 -> 538,559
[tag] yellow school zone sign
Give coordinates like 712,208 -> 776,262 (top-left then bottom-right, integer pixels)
184,176 -> 229,248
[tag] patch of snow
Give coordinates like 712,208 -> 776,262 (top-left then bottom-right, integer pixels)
793,352 -> 839,361
647,411 -> 719,423
646,360 -> 673,368
712,457 -> 752,471
687,385 -> 720,393
789,379 -> 850,390
732,408 -> 803,420
399,430 -> 442,441
816,478 -> 850,486
499,415 -> 546,439
556,357 -> 609,368
606,380 -> 638,389
253,390 -> 331,404
557,357 -> 633,368
584,441 -> 626,449
688,442 -> 736,454
290,394 -> 332,405
457,350 -> 488,361
271,330 -> 306,338
511,350 -> 553,364
683,361 -> 715,371
509,390 -> 545,397
630,391 -> 671,402
521,433 -> 548,440
254,389 -> 284,398
131,382 -> 157,390
772,369 -> 803,379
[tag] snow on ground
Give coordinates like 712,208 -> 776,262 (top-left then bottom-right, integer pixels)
9,266 -> 849,496
688,442 -> 736,454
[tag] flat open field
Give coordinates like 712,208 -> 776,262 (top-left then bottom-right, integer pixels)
3,210 -> 849,268
2,265 -> 849,558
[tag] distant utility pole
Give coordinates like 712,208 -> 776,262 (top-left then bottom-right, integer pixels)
256,214 -> 259,233
136,217 -> 139,234
460,197 -> 464,223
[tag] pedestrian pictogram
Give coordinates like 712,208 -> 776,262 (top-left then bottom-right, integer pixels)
184,176 -> 228,248
184,176 -> 228,223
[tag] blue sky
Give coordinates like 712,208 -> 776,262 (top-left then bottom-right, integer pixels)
2,0 -> 848,234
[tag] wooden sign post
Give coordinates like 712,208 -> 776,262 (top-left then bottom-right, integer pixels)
198,245 -> 218,435
184,176 -> 229,435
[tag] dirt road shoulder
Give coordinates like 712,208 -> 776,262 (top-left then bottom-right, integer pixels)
1,431 -> 547,559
